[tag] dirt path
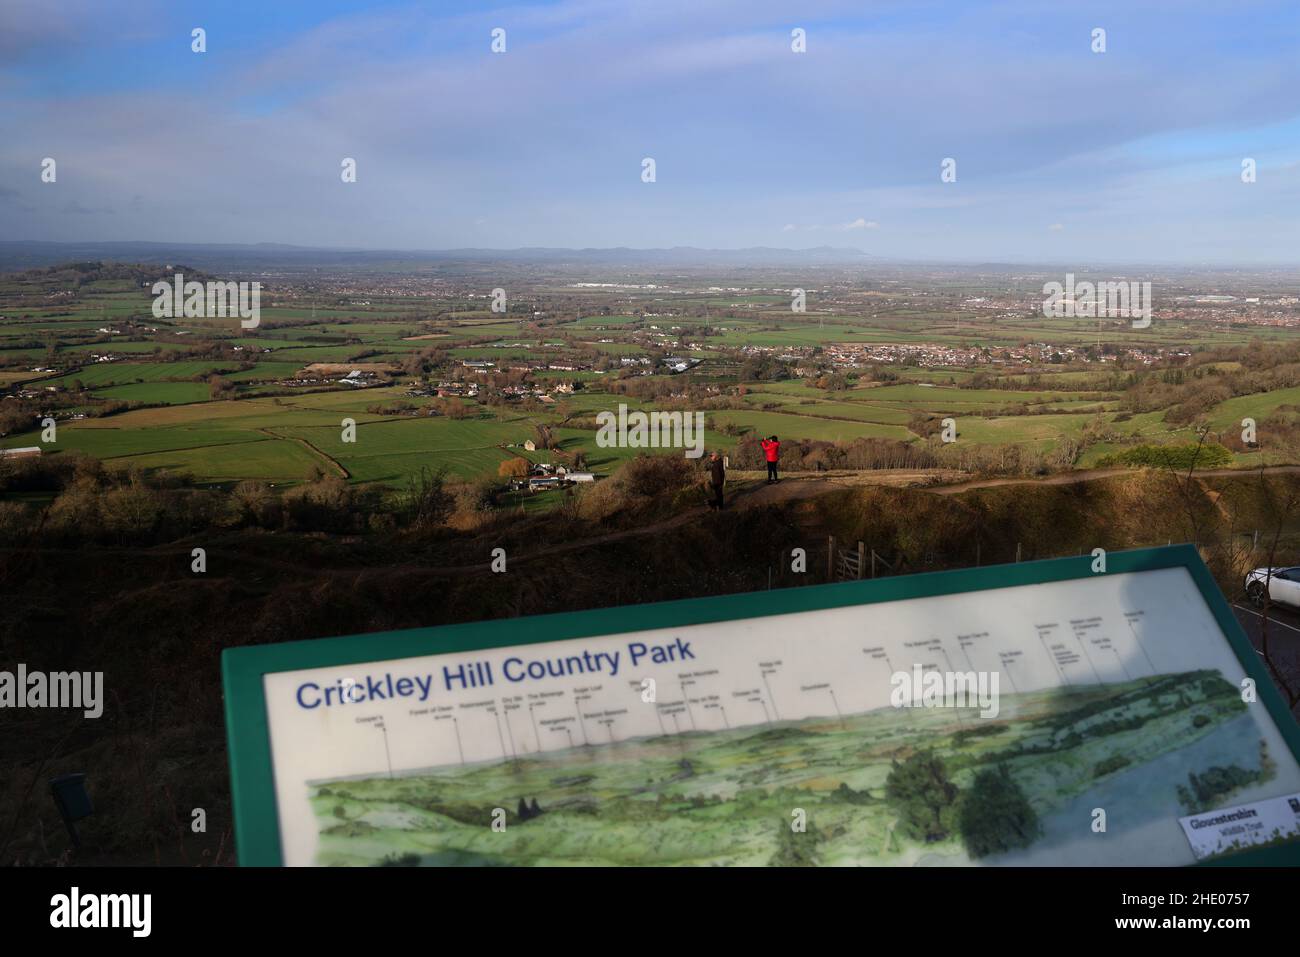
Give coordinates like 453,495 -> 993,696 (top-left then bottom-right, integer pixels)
927,464 -> 1300,495
722,469 -> 964,506
726,463 -> 1300,499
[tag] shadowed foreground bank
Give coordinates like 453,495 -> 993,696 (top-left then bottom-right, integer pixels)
3,467 -> 1299,865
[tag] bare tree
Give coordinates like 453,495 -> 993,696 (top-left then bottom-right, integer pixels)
402,466 -> 453,531
1158,425 -> 1217,546
1248,465 -> 1300,711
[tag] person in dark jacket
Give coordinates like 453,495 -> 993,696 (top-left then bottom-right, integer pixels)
759,435 -> 780,483
708,450 -> 725,509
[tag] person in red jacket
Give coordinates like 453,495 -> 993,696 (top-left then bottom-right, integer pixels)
760,434 -> 780,484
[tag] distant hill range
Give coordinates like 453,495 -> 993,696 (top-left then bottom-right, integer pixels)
0,242 -> 873,273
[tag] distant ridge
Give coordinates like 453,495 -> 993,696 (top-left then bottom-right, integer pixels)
0,241 -> 872,272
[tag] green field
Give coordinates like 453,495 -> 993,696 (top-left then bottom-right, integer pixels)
120,438 -> 327,482
709,410 -> 913,442
5,267 -> 1300,490
1204,386 -> 1300,431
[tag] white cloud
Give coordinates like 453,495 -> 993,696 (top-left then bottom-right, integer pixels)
843,218 -> 879,230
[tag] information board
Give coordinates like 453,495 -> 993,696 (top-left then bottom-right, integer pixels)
223,545 -> 1300,866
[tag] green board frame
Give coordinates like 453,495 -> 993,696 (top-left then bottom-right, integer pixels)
222,544 -> 1300,867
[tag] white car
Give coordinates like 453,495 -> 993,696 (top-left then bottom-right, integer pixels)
1244,566 -> 1300,609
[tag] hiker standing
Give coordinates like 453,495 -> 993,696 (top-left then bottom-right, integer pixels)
760,435 -> 781,484
708,450 -> 726,510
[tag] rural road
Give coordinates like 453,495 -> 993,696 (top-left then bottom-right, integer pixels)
1230,601 -> 1300,719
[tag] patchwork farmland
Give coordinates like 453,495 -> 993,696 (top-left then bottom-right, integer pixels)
4,261 -> 1300,498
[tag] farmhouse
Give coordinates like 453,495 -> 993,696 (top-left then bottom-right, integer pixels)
339,370 -> 378,386
662,356 -> 700,373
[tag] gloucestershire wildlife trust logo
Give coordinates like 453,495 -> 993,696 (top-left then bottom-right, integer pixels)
1042,273 -> 1151,328
596,403 -> 704,459
889,666 -> 1000,718
151,272 -> 261,328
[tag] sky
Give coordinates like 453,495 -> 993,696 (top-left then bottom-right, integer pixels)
1,0 -> 1298,264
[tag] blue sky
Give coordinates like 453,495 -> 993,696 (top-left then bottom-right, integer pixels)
2,0 -> 1298,263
